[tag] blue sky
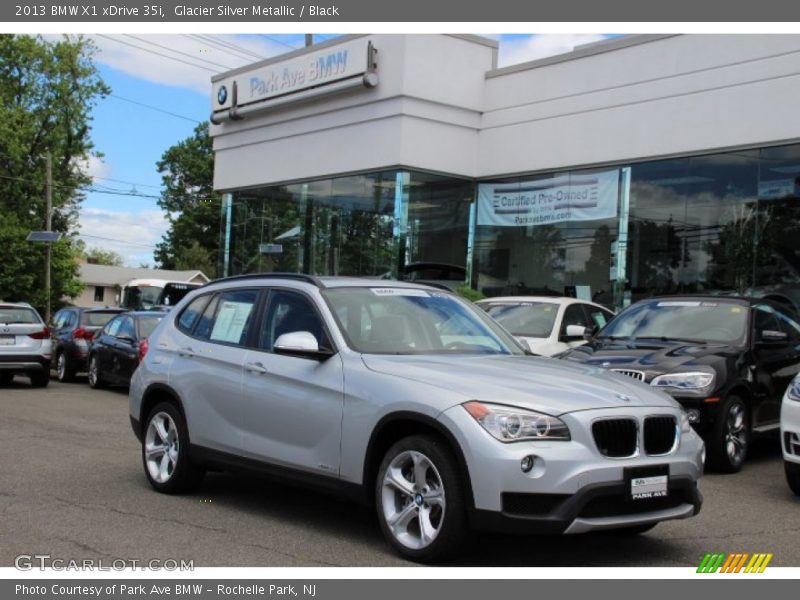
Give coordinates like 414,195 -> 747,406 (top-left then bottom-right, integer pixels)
77,33 -> 612,266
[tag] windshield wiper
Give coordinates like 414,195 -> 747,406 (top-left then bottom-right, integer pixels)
631,336 -> 709,344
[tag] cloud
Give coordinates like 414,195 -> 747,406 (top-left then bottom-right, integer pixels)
78,208 -> 168,266
77,155 -> 111,182
88,34 -> 296,95
498,34 -> 612,68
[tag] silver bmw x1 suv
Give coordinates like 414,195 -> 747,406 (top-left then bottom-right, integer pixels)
129,274 -> 704,562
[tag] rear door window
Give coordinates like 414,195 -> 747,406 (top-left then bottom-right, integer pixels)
202,290 -> 259,346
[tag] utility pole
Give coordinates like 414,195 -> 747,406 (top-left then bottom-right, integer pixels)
45,151 -> 52,322
305,34 -> 312,47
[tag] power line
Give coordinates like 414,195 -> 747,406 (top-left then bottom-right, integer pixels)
96,34 -> 220,74
124,34 -> 237,71
77,234 -> 158,249
107,93 -> 203,124
261,34 -> 302,51
189,34 -> 268,62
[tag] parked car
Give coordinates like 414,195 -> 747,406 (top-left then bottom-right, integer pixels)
0,302 -> 51,388
88,311 -> 165,389
50,307 -> 126,382
559,296 -> 800,473
476,296 -> 615,356
781,374 -> 800,495
129,274 -> 704,562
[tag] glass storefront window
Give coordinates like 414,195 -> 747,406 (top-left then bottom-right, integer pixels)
222,170 -> 471,282
473,169 -> 621,308
220,143 -> 800,314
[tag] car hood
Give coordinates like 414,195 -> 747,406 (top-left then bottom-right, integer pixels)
563,339 -> 735,373
361,353 -> 678,415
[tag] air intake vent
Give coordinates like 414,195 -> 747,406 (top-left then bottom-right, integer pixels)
610,369 -> 645,382
592,418 -> 637,457
644,416 -> 677,455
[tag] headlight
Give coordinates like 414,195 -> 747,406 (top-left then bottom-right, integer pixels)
786,377 -> 800,402
651,372 -> 714,390
462,401 -> 570,442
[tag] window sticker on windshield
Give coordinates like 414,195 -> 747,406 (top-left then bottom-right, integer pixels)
370,288 -> 430,297
543,307 -> 553,312
731,307 -> 742,313
656,301 -> 701,307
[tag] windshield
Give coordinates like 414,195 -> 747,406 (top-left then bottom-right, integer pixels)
137,316 -> 164,339
324,287 -> 525,355
161,283 -> 199,307
0,307 -> 38,324
599,300 -> 748,344
482,302 -> 558,338
123,286 -> 162,310
82,311 -> 121,328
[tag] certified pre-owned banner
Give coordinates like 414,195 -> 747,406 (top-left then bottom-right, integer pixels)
477,170 -> 619,227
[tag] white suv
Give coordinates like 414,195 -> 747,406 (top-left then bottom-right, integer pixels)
781,375 -> 800,495
0,302 -> 52,387
129,274 -> 704,562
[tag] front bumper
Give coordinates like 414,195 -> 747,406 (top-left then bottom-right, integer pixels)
781,398 -> 800,465
438,404 -> 704,534
471,476 -> 701,534
0,354 -> 51,373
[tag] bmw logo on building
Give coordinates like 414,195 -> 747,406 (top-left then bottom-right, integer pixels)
217,85 -> 228,105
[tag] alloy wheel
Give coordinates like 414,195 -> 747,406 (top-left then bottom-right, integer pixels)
381,450 -> 445,550
144,412 -> 180,484
57,354 -> 65,380
725,402 -> 747,466
88,356 -> 98,387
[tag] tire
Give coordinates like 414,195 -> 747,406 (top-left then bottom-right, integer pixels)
87,354 -> 106,389
29,371 -> 49,388
56,351 -> 76,383
786,461 -> 800,497
142,402 -> 204,494
375,434 -> 468,563
0,373 -> 13,385
706,395 -> 749,473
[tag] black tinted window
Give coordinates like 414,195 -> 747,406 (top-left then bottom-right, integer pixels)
82,311 -> 120,327
561,304 -> 589,335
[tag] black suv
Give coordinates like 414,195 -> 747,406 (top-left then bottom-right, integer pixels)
559,296 -> 800,473
50,307 -> 126,382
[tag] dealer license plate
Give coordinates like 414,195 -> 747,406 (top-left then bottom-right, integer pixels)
625,465 -> 669,501
0,336 -> 14,345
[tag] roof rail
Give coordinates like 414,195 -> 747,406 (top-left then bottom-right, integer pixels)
206,272 -> 326,289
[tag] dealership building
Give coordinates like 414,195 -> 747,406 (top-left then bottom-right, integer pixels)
210,34 -> 800,309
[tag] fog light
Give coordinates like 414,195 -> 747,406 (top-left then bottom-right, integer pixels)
521,455 -> 534,473
686,409 -> 701,424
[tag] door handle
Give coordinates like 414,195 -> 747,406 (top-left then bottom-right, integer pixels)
178,346 -> 195,357
245,361 -> 268,374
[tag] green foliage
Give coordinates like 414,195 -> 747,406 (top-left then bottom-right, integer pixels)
155,122 -> 221,277
81,245 -> 124,266
0,34 -> 108,312
455,286 -> 484,302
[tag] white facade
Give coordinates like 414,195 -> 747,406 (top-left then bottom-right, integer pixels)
211,33 -> 800,189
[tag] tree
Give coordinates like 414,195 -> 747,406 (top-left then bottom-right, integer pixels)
0,35 -> 109,311
78,242 -> 124,266
155,122 -> 221,277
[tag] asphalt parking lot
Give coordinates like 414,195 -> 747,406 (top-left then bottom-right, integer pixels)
1,378 -> 799,567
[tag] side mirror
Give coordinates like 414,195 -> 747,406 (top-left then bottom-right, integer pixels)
759,329 -> 788,344
564,324 -> 591,341
274,331 -> 334,361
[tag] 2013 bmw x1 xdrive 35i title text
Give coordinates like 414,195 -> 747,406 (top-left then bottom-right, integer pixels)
129,274 -> 704,562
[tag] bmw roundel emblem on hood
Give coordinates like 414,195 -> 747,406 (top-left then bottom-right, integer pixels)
217,85 -> 228,105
